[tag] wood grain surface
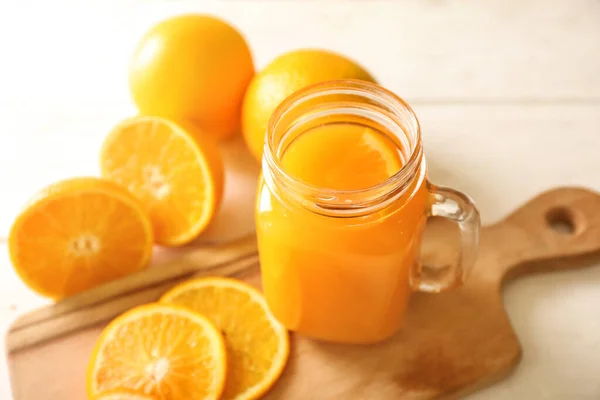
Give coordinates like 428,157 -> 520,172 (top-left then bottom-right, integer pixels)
6,186 -> 600,400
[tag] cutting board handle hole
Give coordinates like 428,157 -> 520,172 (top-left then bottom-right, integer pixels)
546,207 -> 576,235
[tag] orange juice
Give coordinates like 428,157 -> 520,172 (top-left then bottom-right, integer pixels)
280,123 -> 403,191
256,80 -> 480,344
257,125 -> 428,343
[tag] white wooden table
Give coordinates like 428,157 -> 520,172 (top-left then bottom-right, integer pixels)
1,0 -> 599,398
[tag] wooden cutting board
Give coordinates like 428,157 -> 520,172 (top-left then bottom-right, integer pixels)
6,186 -> 600,400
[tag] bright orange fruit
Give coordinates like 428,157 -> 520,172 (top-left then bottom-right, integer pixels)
129,14 -> 254,140
100,116 -> 224,246
242,49 -> 376,160
161,277 -> 289,400
8,177 -> 153,299
87,304 -> 227,400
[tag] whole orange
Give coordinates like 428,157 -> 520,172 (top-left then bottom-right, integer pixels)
129,15 -> 254,140
241,49 -> 376,160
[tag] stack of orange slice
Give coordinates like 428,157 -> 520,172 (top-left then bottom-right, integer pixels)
87,278 -> 290,400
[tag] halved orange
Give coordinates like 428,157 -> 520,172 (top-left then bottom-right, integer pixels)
87,303 -> 227,400
161,277 -> 289,400
8,177 -> 153,299
100,116 -> 224,246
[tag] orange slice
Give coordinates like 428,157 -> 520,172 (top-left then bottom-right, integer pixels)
93,390 -> 154,400
87,304 -> 227,400
281,123 -> 403,190
161,277 -> 289,400
8,177 -> 153,299
100,116 -> 224,246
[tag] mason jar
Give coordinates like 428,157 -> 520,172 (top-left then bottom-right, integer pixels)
256,80 -> 480,344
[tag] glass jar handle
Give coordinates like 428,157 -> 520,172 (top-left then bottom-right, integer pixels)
411,182 -> 481,293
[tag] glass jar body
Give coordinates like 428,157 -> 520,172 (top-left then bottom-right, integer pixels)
256,79 -> 479,344
256,161 -> 429,343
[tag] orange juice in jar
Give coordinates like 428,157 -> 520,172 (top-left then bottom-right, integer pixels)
256,80 -> 480,344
